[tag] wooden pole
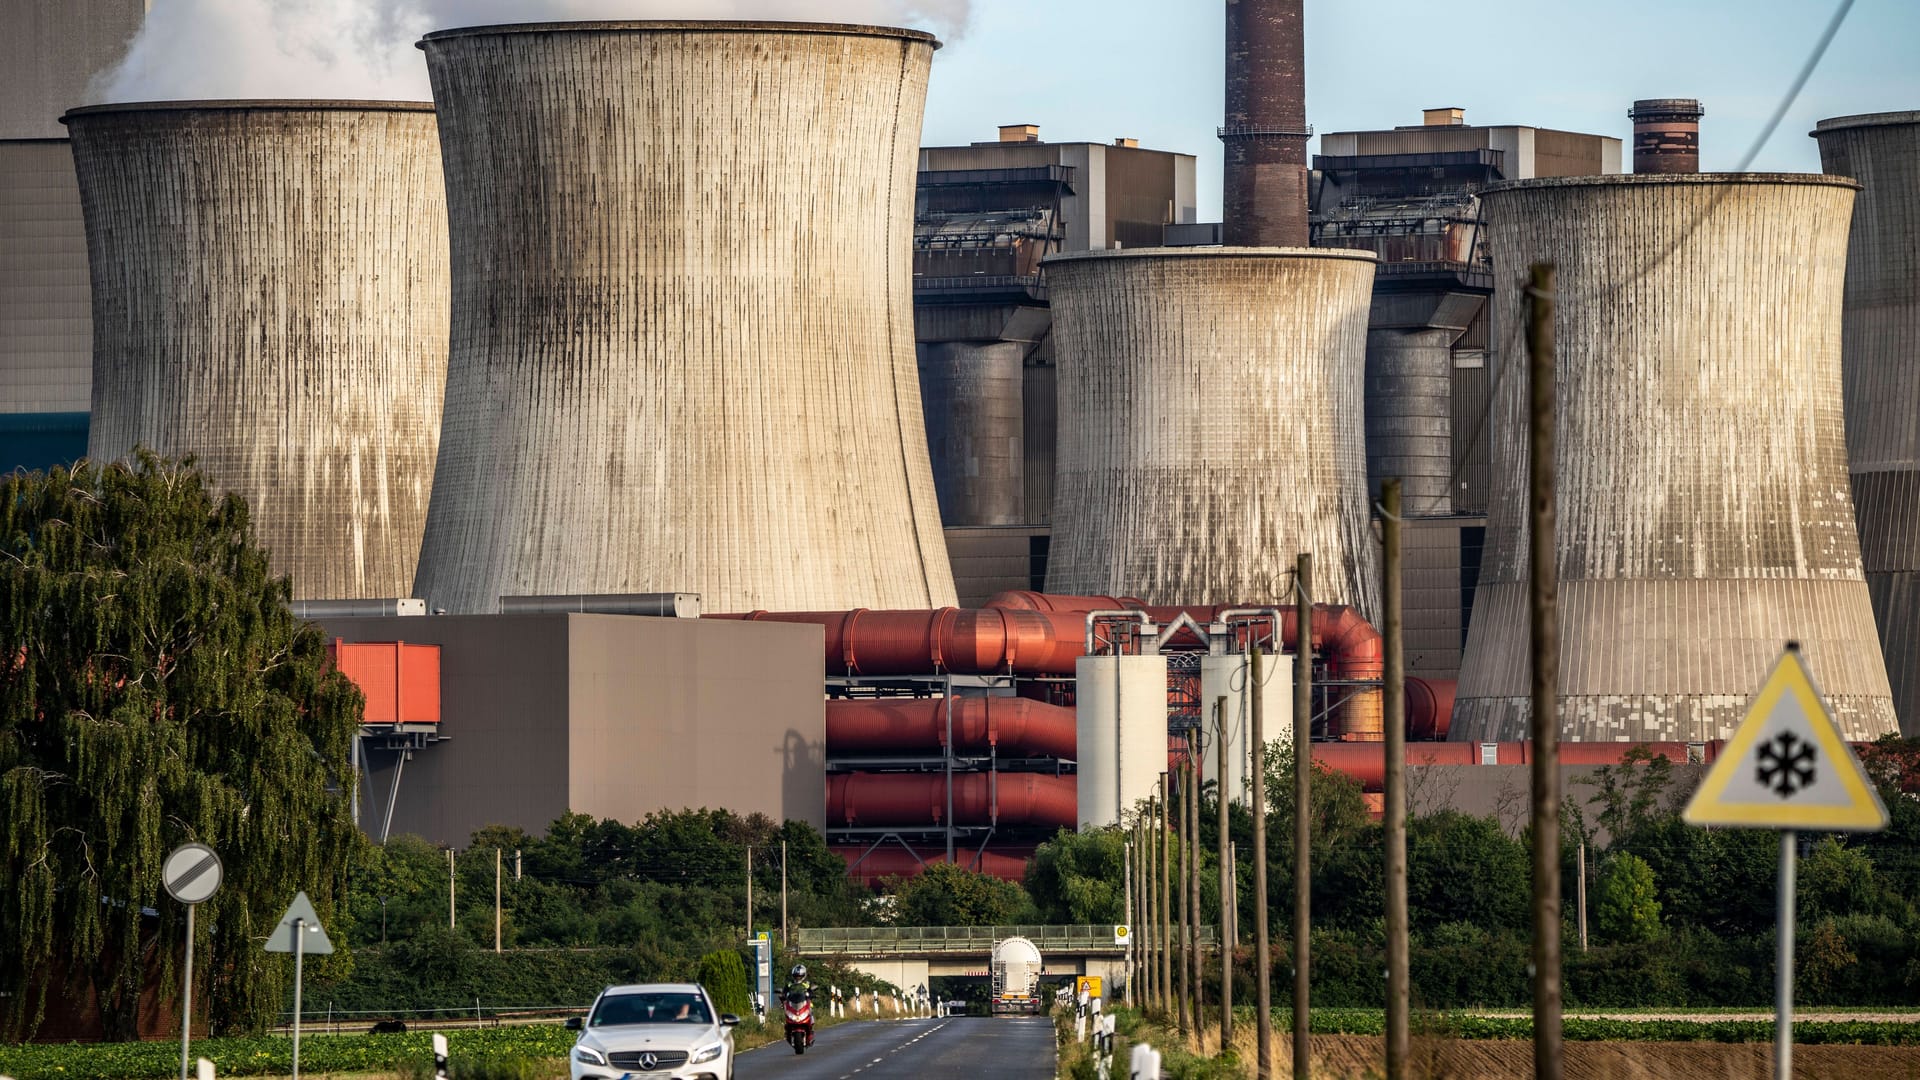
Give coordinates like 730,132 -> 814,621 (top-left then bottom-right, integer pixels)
1526,262 -> 1563,1080
781,841 -> 789,949
1383,478 -> 1409,1078
745,846 -> 753,942
1178,762 -> 1191,1038
1250,644 -> 1273,1080
1188,754 -> 1204,1041
1217,695 -> 1234,1050
1159,772 -> 1174,1011
447,849 -> 455,930
1577,840 -> 1589,953
1293,552 -> 1313,1080
1125,827 -> 1136,1007
494,848 -> 502,954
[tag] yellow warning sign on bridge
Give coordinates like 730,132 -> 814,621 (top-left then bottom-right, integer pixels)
1683,647 -> 1888,832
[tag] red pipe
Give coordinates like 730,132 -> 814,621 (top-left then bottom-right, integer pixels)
709,607 -> 1088,676
1407,678 -> 1456,741
825,697 -> 1077,760
827,772 -> 1077,829
832,845 -> 1035,885
1315,740 -> 1705,793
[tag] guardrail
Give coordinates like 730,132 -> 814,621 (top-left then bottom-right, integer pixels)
794,925 -> 1215,956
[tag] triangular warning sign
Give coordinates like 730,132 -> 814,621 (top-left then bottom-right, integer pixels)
263,890 -> 336,954
1684,647 -> 1888,832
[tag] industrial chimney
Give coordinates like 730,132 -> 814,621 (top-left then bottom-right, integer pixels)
1629,98 -> 1706,174
64,101 -> 450,600
1453,173 -> 1896,742
1814,110 -> 1920,734
411,22 -> 957,614
1223,0 -> 1310,246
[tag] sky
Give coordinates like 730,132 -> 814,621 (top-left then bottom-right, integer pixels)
921,0 -> 1920,221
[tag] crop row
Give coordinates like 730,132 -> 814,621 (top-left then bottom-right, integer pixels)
1286,1009 -> 1920,1045
0,1025 -> 576,1080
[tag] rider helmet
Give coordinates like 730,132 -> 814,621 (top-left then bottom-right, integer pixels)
790,964 -> 808,982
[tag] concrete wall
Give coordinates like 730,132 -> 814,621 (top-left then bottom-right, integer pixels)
0,140 -> 89,417
69,102 -> 449,600
917,141 -> 1200,253
1043,247 -> 1380,613
1454,175 -> 1896,741
327,613 -> 826,846
0,0 -> 147,140
415,24 -> 954,615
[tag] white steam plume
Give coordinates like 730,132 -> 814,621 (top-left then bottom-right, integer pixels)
88,0 -> 971,104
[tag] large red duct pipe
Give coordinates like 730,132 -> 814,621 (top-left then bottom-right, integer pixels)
1312,741 -> 1717,793
826,697 -> 1076,760
709,607 -> 1088,676
827,772 -> 1077,830
833,845 -> 1035,886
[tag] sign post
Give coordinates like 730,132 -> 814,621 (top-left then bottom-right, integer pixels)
264,892 -> 335,1080
1683,643 -> 1888,1078
163,844 -> 223,1080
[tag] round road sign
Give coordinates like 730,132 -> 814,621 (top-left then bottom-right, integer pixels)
163,843 -> 223,905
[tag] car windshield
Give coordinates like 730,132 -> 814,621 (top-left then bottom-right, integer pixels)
591,992 -> 711,1027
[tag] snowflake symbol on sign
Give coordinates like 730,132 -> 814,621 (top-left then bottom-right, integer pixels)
1756,731 -> 1817,798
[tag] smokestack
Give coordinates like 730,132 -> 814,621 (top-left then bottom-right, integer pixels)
1629,98 -> 1706,174
1223,0 -> 1309,247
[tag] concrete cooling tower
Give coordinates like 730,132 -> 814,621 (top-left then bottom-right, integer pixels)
64,102 -> 449,600
1813,112 -> 1920,735
411,22 -> 956,614
1043,248 -> 1380,612
1453,174 -> 1897,742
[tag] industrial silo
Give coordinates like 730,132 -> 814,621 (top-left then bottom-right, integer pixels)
411,22 -> 957,614
1042,247 -> 1380,613
1452,174 -> 1897,742
1813,112 -> 1920,735
64,101 -> 450,600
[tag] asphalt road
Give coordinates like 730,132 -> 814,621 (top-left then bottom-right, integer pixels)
734,1017 -> 1055,1080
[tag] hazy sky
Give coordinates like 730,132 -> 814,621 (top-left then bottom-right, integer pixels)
922,0 -> 1920,221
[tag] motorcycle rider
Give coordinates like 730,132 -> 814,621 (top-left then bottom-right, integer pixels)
783,964 -> 814,1002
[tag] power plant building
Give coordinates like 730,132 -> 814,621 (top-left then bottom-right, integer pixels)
1814,111 -> 1920,735
413,21 -> 956,615
66,101 -> 450,600
914,125 -> 1199,604
1452,174 -> 1898,742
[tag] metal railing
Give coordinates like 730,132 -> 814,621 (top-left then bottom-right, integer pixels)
794,924 -> 1215,956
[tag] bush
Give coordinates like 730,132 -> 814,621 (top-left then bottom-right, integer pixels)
698,949 -> 752,1018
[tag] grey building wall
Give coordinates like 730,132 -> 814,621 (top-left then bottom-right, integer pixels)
1043,247 -> 1380,612
0,0 -> 147,139
1454,175 -> 1896,742
329,614 -> 826,846
0,139 -> 90,415
1814,112 -> 1920,735
68,102 -> 450,601
414,23 -> 955,615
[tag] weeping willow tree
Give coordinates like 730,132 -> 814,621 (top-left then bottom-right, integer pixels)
0,454 -> 365,1039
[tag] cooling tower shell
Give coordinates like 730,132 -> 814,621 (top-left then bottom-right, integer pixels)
1813,112 -> 1920,735
64,101 -> 449,600
412,21 -> 956,614
1042,247 -> 1379,613
1452,173 -> 1896,742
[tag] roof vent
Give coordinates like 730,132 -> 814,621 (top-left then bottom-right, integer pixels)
998,123 -> 1041,143
1423,107 -> 1466,127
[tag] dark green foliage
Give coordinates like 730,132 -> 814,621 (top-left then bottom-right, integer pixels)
0,1024 -> 579,1080
1025,827 -> 1129,924
698,949 -> 750,1018
889,862 -> 1034,926
0,455 -> 365,1039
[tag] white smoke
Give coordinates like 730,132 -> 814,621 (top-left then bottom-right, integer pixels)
88,0 -> 971,104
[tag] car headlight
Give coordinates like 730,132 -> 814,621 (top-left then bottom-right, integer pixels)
690,1043 -> 724,1064
573,1046 -> 608,1066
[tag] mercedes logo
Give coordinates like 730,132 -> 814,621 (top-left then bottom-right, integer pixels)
638,1053 -> 658,1071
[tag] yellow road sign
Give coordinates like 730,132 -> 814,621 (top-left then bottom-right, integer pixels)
1683,647 -> 1888,831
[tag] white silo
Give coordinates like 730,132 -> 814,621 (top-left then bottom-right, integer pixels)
1453,174 -> 1897,741
411,22 -> 957,614
65,101 -> 450,600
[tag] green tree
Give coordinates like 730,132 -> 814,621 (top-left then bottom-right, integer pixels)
1024,827 -> 1128,924
697,949 -> 751,1018
0,456 -> 365,1038
889,863 -> 1031,926
1579,745 -> 1681,847
1596,852 -> 1664,945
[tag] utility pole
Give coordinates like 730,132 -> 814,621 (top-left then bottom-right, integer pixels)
1124,827 -> 1136,1008
1217,696 -> 1233,1050
1188,752 -> 1204,1045
1250,643 -> 1273,1080
781,840 -> 789,949
494,848 -> 502,954
745,846 -> 753,941
1527,262 -> 1564,1080
1382,478 -> 1410,1078
515,848 -> 522,882
1293,552 -> 1313,1080
447,848 -> 456,930
1159,772 -> 1173,1011
1145,799 -> 1159,1013
1577,840 -> 1589,952
1177,764 -> 1190,1038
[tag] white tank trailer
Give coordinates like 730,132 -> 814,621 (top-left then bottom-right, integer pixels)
1813,112 -> 1920,735
1042,248 -> 1380,613
411,22 -> 957,614
990,936 -> 1043,1016
64,101 -> 450,600
1452,174 -> 1897,741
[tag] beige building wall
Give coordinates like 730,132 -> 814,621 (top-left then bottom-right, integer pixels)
1,0 -> 147,140
0,139 -> 90,415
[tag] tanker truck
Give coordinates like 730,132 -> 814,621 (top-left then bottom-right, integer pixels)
990,936 -> 1043,1015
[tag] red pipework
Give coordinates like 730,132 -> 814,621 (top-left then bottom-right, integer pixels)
825,697 -> 1076,760
1407,678 -> 1456,741
833,845 -> 1035,885
827,772 -> 1077,830
710,607 -> 1087,676
1314,740 -> 1713,793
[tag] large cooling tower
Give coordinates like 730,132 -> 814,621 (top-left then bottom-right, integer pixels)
1043,248 -> 1380,612
412,22 -> 956,614
1453,174 -> 1897,742
64,101 -> 449,600
1813,112 -> 1920,735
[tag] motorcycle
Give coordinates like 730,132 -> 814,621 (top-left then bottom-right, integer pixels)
783,989 -> 814,1054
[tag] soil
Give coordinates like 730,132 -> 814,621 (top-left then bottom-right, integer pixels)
1289,1034 -> 1920,1079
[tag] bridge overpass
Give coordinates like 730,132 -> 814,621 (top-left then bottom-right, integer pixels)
793,925 -> 1215,994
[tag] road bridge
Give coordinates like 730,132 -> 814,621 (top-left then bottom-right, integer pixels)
793,925 -> 1214,994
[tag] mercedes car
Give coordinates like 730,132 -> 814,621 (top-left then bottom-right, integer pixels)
567,983 -> 739,1080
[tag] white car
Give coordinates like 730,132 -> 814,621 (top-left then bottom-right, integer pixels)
567,983 -> 740,1080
